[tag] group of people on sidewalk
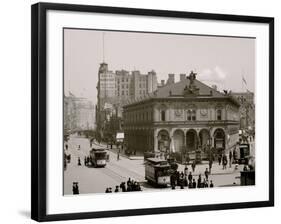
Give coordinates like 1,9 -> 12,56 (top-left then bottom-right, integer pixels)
171,167 -> 214,189
105,178 -> 142,193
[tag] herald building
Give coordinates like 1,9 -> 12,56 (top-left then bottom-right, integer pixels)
123,71 -> 240,157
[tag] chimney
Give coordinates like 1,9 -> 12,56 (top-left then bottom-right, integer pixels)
167,73 -> 175,84
161,80 -> 165,86
180,74 -> 186,81
211,85 -> 217,91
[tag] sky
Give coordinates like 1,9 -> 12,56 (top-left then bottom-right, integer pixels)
64,29 -> 255,104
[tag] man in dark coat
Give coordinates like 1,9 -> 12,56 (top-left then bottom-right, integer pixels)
192,179 -> 196,188
222,154 -> 227,170
72,182 -> 79,194
197,174 -> 202,188
229,150 -> 233,167
218,154 -> 222,166
209,159 -> 213,174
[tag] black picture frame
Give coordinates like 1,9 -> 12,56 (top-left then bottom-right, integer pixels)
31,2 -> 274,222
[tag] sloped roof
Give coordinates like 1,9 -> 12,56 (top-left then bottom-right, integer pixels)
155,77 -> 224,98
123,76 -> 240,108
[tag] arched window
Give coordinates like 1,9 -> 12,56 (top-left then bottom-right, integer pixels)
161,110 -> 166,121
217,109 -> 222,120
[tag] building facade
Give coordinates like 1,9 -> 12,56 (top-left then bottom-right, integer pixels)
64,93 -> 95,132
96,63 -> 158,140
123,71 -> 240,157
231,91 -> 255,132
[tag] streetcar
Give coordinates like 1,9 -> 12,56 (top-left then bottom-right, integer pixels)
145,158 -> 171,187
89,147 -> 107,167
236,143 -> 251,164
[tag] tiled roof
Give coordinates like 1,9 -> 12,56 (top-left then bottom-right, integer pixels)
154,78 -> 224,98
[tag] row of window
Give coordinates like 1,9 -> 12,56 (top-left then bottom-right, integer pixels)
124,110 -> 153,123
160,109 -> 222,121
116,90 -> 147,96
125,109 -> 223,123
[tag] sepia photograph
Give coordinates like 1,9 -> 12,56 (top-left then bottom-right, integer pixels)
63,28 -> 256,195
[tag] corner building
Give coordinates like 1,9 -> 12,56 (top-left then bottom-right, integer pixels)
123,72 -> 240,157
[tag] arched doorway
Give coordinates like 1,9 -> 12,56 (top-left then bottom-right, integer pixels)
213,128 -> 225,154
157,129 -> 170,152
186,129 -> 198,151
199,129 -> 210,152
173,129 -> 184,153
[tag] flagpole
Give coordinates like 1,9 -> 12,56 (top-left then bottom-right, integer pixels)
241,74 -> 243,92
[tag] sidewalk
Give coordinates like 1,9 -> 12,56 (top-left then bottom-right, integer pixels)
177,162 -> 243,176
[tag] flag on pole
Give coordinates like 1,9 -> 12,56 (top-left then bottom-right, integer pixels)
242,76 -> 247,85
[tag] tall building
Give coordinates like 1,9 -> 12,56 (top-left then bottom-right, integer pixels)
96,63 -> 158,141
64,93 -> 95,131
231,91 -> 255,131
123,71 -> 240,157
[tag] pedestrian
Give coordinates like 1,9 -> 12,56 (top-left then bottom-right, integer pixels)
218,154 -> 222,166
72,182 -> 79,195
243,165 -> 248,171
192,179 -> 196,188
209,159 -> 213,174
229,150 -> 233,168
210,180 -> 214,188
204,168 -> 209,180
188,180 -> 193,189
204,179 -> 209,188
117,152 -> 120,161
78,145 -> 80,150
197,174 -> 202,188
184,166 -> 188,177
180,182 -> 184,189
202,178 -> 206,188
222,154 -> 227,170
65,144 -> 68,150
176,171 -> 180,186
127,178 -> 131,187
171,173 -> 176,187
180,171 -> 184,179
78,157 -> 81,166
191,160 -> 196,172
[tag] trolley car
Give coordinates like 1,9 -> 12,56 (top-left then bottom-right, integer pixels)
145,158 -> 171,187
235,143 -> 250,164
89,148 -> 107,167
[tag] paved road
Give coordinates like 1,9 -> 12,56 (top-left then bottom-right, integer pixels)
64,135 -> 244,195
64,135 -> 146,195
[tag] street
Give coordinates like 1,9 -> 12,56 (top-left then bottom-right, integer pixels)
64,135 -> 244,195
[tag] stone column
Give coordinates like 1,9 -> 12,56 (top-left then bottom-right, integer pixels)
154,129 -> 158,152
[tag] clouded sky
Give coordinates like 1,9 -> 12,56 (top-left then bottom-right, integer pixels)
64,29 -> 255,104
